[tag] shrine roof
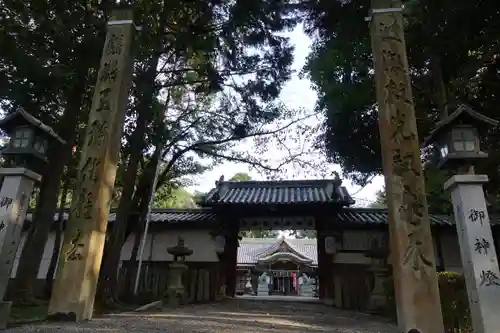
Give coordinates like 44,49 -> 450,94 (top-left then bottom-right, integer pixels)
22,207 -> 500,228
336,208 -> 458,226
202,178 -> 355,206
237,238 -> 317,265
25,208 -> 217,227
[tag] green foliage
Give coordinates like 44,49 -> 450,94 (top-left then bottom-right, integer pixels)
369,189 -> 387,208
302,0 -> 500,194
383,272 -> 472,332
438,272 -> 472,332
153,187 -> 197,209
369,165 -> 452,214
239,230 -> 279,238
291,230 -> 317,239
229,172 -> 252,181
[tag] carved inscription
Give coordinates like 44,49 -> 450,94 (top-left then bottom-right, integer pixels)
105,33 -> 124,56
70,28 -> 126,224
65,228 -> 85,261
479,270 -> 500,287
80,157 -> 100,183
474,238 -> 490,255
96,88 -> 111,113
87,119 -> 109,148
403,230 -> 432,270
378,15 -> 432,272
99,60 -> 118,84
469,209 -> 486,226
0,197 -> 13,210
70,189 -> 93,220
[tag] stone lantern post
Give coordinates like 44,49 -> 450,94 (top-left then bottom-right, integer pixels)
166,237 -> 193,307
423,104 -> 500,333
0,109 -> 65,328
364,236 -> 390,312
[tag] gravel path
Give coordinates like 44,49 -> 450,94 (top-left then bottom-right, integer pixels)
6,299 -> 398,332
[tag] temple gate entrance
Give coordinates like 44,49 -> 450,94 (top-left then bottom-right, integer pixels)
198,176 -> 355,304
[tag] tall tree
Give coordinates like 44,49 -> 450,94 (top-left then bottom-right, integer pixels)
1,0 -> 107,302
301,0 -> 500,195
97,0 -> 302,304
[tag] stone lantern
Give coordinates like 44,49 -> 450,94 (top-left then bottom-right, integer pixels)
0,108 -> 64,329
364,236 -> 390,312
422,104 -> 498,173
166,237 -> 193,306
424,104 -> 500,333
0,108 -> 65,175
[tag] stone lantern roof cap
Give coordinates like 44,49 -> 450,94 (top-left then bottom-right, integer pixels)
422,104 -> 498,148
0,108 -> 66,145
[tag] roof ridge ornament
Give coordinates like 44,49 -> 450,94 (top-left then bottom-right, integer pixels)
212,175 -> 225,202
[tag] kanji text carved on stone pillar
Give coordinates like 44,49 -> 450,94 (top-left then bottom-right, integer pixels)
369,0 -> 445,332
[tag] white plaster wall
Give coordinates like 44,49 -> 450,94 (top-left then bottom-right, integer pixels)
12,232 -> 62,279
10,227 -> 464,280
342,230 -> 386,251
340,230 -> 452,269
119,230 -> 218,262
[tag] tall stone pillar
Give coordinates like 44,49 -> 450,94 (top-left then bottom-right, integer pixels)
0,168 -> 40,329
48,7 -> 135,321
369,0 -> 445,332
444,174 -> 500,333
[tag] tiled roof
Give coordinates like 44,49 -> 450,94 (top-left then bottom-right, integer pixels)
338,208 -> 500,226
203,179 -> 354,206
23,207 -> 500,227
238,238 -> 318,265
24,208 -> 216,225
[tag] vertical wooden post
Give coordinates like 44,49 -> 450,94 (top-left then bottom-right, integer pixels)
224,220 -> 239,297
369,0 -> 445,332
316,217 -> 333,302
48,7 -> 134,321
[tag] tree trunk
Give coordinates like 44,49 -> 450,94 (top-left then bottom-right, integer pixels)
96,56 -> 160,304
430,54 -> 449,119
43,174 -> 70,299
13,78 -> 87,303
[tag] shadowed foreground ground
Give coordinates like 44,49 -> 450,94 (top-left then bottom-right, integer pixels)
7,299 -> 398,332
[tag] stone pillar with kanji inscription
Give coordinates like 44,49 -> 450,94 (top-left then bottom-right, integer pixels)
369,0 -> 445,332
48,7 -> 135,321
0,168 -> 40,329
444,174 -> 500,333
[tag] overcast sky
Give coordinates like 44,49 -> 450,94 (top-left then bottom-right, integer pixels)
187,25 -> 385,207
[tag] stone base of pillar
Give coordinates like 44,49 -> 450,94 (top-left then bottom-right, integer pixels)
0,301 -> 11,329
166,262 -> 188,307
